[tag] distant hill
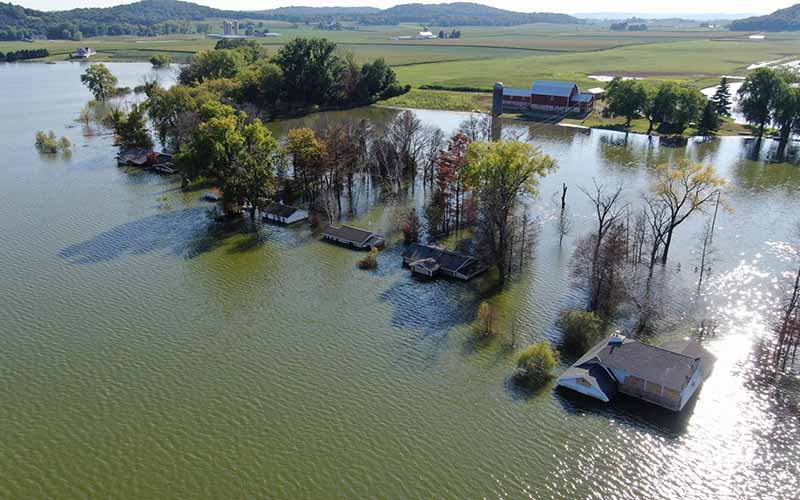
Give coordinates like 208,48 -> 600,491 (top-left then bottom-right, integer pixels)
372,2 -> 579,26
576,12 -> 757,21
0,0 -> 581,41
730,4 -> 800,31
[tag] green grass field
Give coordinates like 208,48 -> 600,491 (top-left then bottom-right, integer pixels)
3,22 -> 798,133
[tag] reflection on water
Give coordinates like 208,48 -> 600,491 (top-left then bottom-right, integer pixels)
0,62 -> 798,499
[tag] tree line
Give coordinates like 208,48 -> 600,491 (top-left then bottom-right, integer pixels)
0,48 -> 49,62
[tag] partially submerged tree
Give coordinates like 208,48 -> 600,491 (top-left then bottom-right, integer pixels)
605,77 -> 648,127
738,67 -> 784,139
653,160 -> 726,264
698,100 -> 721,136
557,309 -> 604,354
464,141 -> 556,287
80,64 -> 118,101
516,342 -> 559,387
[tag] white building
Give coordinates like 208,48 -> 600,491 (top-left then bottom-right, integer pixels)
415,31 -> 437,39
72,47 -> 96,59
262,202 -> 308,225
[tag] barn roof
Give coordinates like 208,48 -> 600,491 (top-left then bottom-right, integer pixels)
572,92 -> 594,103
503,87 -> 530,97
531,80 -> 578,97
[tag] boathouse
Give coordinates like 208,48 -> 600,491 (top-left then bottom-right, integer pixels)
401,243 -> 486,281
322,225 -> 385,249
556,335 -> 715,412
494,80 -> 595,115
262,202 -> 308,225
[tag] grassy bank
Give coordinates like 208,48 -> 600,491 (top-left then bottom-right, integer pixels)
380,89 -> 490,112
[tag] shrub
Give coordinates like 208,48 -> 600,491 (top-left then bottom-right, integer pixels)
557,309 -> 604,354
358,247 -> 379,270
150,54 -> 173,68
34,130 -> 71,154
516,342 -> 559,387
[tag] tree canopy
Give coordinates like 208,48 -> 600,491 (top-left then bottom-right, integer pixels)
80,64 -> 118,101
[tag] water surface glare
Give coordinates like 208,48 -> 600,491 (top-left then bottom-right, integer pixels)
0,62 -> 799,499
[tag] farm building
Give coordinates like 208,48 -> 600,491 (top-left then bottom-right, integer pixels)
493,80 -> 595,115
401,244 -> 486,281
322,225 -> 385,250
557,335 -> 715,412
72,47 -> 96,59
262,202 -> 308,225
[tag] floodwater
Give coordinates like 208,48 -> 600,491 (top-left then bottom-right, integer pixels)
1,62 -> 799,499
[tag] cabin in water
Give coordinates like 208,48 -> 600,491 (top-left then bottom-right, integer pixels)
322,225 -> 385,250
262,202 -> 308,225
557,334 -> 715,412
402,243 -> 486,281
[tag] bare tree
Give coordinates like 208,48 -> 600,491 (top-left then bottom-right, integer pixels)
555,183 -> 572,246
457,114 -> 491,142
653,160 -> 726,264
579,181 -> 627,311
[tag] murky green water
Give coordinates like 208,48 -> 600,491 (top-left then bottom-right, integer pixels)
1,62 -> 799,499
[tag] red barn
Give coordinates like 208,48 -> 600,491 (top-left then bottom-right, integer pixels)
499,80 -> 595,115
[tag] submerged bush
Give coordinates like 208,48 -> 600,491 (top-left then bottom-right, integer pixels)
34,130 -> 71,154
557,309 -> 604,354
358,247 -> 379,270
516,342 -> 559,387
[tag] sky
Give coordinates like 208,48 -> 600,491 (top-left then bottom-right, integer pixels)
13,0 -> 795,15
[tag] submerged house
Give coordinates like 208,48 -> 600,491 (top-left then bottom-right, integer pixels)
262,202 -> 308,225
494,80 -> 595,115
401,243 -> 486,281
557,335 -> 715,412
322,225 -> 385,250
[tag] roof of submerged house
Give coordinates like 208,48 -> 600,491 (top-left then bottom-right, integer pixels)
402,243 -> 483,275
572,93 -> 594,103
531,80 -> 578,97
582,337 -> 703,391
323,225 -> 383,246
263,202 -> 301,218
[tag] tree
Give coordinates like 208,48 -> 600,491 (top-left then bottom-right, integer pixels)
605,77 -> 647,127
464,141 -> 556,287
711,77 -> 732,117
645,82 -> 705,134
739,67 -> 784,139
577,181 -> 627,313
149,54 -> 172,68
516,342 -> 559,387
146,85 -> 213,150
772,84 -> 800,160
653,160 -> 726,264
115,103 -> 154,150
178,49 -> 245,85
80,64 -> 118,101
175,105 -> 281,219
557,309 -> 604,354
477,302 -> 498,337
273,38 -> 343,105
357,58 -> 402,102
698,100 -> 721,136
237,60 -> 284,110
286,127 -> 325,203
437,132 -> 471,232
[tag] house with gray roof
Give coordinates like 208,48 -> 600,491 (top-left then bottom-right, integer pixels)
322,225 -> 385,250
401,243 -> 486,281
262,202 -> 308,225
557,335 -> 715,412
